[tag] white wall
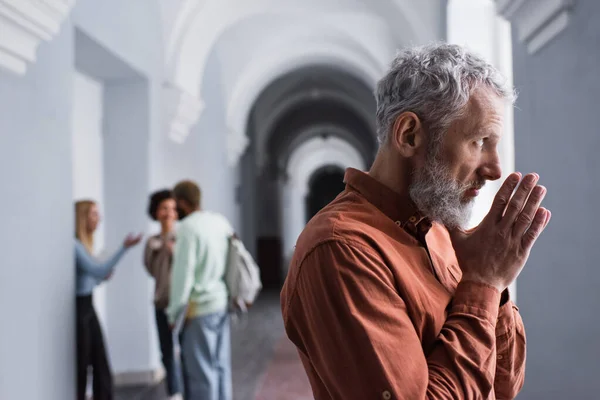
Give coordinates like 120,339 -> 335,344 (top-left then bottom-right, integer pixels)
71,0 -> 166,380
71,71 -> 110,329
72,0 -> 163,78
0,24 -> 75,400
509,2 -> 600,397
101,80 -> 157,376
0,0 -> 242,395
151,51 -> 240,232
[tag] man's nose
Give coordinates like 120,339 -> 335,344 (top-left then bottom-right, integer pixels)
480,156 -> 502,181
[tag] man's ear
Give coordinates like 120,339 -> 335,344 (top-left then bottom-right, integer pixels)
389,112 -> 425,157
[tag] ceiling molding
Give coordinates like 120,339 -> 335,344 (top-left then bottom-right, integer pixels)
226,126 -> 249,167
163,82 -> 204,144
495,0 -> 575,54
0,0 -> 75,75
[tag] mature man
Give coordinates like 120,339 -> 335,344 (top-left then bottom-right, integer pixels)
281,43 -> 551,399
166,180 -> 234,400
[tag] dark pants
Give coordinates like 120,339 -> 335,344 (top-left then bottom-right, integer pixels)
155,307 -> 182,395
76,295 -> 113,400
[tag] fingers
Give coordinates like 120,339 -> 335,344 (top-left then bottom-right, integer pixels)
544,209 -> 552,228
488,172 -> 521,222
500,173 -> 539,228
512,184 -> 547,237
521,207 -> 550,250
488,172 -> 522,222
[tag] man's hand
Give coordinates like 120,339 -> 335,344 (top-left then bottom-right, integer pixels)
449,172 -> 552,292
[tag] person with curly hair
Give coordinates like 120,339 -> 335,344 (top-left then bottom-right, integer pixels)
143,189 -> 182,400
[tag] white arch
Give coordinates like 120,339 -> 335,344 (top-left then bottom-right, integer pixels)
168,1 -> 319,96
287,134 -> 366,195
224,33 -> 384,165
161,0 -> 437,144
165,0 -> 429,88
166,0 -> 403,94
255,90 -> 374,170
282,134 -> 365,263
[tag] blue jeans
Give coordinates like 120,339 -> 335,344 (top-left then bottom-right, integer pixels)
180,311 -> 231,400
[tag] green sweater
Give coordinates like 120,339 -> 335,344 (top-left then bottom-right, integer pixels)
166,210 -> 234,323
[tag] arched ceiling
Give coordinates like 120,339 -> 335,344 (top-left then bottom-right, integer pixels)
247,65 -> 376,179
165,0 -> 440,92
254,65 -> 377,170
159,0 -> 446,165
266,101 -> 375,174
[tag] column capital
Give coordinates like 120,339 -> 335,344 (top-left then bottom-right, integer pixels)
0,0 -> 76,75
227,127 -> 250,168
495,0 -> 576,53
163,82 -> 204,144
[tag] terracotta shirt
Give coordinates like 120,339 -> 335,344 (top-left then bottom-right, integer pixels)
281,168 -> 526,400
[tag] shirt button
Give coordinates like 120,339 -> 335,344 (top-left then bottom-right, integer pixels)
382,391 -> 392,399
409,216 -> 417,222
497,354 -> 504,360
395,221 -> 401,226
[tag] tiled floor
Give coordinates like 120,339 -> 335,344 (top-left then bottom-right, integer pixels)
115,290 -> 300,400
254,337 -> 312,400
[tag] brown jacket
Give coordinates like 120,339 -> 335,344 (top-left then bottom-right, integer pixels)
143,233 -> 175,310
281,168 -> 525,399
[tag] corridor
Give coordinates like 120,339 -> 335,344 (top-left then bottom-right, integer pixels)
115,291 -> 311,400
1,0 -> 598,398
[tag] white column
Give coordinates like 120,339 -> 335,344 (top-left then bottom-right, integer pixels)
0,22 -> 75,400
282,180 -> 309,267
103,80 -> 159,381
71,71 -> 109,331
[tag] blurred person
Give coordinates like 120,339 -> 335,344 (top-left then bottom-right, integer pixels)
75,200 -> 142,400
143,190 -> 183,400
166,180 -> 235,400
281,43 -> 552,399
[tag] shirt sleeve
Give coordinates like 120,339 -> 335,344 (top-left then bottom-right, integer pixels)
143,239 -> 154,276
494,296 -> 526,399
75,240 -> 126,279
166,226 -> 199,324
282,240 -> 502,400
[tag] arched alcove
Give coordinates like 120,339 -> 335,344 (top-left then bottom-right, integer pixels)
305,165 -> 346,222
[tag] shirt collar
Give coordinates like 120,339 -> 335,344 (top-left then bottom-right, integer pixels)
343,168 -> 432,238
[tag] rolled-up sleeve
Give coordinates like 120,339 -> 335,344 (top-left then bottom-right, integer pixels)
282,240 -> 502,399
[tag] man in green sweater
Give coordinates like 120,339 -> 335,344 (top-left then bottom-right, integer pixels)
166,180 -> 234,400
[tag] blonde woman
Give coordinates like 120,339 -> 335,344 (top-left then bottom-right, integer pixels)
74,200 -> 142,400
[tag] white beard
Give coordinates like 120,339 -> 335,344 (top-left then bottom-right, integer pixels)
409,156 -> 479,230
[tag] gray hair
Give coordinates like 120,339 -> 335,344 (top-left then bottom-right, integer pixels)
375,43 -> 516,148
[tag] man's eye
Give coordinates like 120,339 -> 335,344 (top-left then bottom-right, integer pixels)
475,138 -> 485,148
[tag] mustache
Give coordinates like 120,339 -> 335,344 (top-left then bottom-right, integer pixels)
464,180 -> 486,192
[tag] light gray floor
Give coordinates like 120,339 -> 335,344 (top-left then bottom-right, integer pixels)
115,291 -> 285,400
